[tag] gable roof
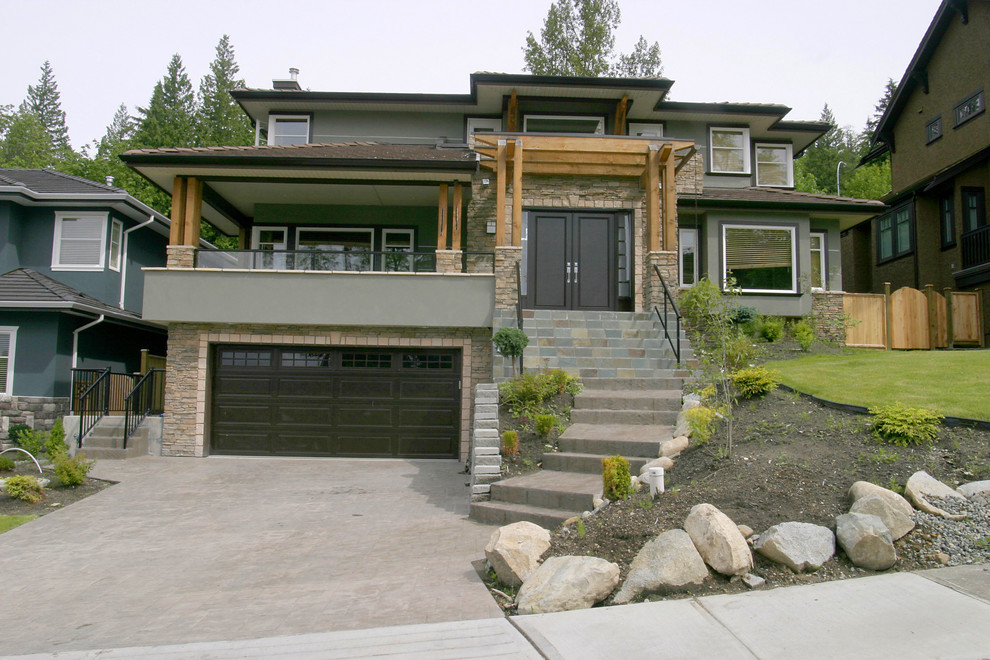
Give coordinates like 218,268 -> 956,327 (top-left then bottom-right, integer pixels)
0,169 -> 121,194
0,268 -> 151,323
678,187 -> 885,229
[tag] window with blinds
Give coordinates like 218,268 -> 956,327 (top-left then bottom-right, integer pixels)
722,225 -> 796,292
52,213 -> 107,270
0,328 -> 15,394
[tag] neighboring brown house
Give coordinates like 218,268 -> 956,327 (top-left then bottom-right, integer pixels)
845,0 -> 990,343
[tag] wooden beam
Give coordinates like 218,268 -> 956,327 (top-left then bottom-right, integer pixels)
169,177 -> 186,246
647,146 -> 660,252
452,183 -> 463,250
495,139 -> 507,247
436,183 -> 448,250
182,177 -> 203,247
674,146 -> 697,174
507,91 -> 518,132
512,139 -> 523,247
473,132 -> 693,154
614,95 -> 629,135
663,146 -> 677,251
519,162 -> 646,177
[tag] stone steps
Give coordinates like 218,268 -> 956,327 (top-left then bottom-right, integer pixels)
80,416 -> 148,459
542,452 -> 652,475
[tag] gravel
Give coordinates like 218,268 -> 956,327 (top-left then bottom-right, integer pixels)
912,495 -> 990,566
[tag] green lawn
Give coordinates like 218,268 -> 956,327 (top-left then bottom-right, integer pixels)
0,515 -> 38,534
766,349 -> 990,421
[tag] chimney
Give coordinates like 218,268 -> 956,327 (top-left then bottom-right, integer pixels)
273,67 -> 302,91
105,175 -> 115,187
290,67 -> 299,81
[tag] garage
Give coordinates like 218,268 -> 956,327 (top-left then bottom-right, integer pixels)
210,345 -> 461,458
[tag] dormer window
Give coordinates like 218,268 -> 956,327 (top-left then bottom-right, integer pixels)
709,127 -> 751,174
523,115 -> 604,134
268,115 -> 310,146
755,143 -> 794,187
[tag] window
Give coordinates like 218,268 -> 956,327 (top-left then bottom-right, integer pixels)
108,219 -> 123,271
466,117 -> 502,137
962,188 -> 986,233
297,228 -> 374,271
52,212 -> 107,270
926,116 -> 942,144
523,115 -> 604,134
953,90 -> 985,128
877,203 -> 913,261
755,143 -> 793,187
722,224 -> 796,293
382,229 -> 414,272
678,227 -> 699,287
251,226 -> 288,269
0,327 -> 15,394
267,115 -> 310,146
809,232 -> 827,290
628,122 -> 663,137
709,127 -> 751,174
220,349 -> 272,368
939,194 -> 956,247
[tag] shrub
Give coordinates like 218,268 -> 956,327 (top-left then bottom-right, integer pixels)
499,370 -> 579,418
789,319 -> 816,351
534,414 -> 557,438
45,419 -> 69,460
685,405 -> 719,444
7,423 -> 30,441
547,368 -> 581,396
758,316 -> 785,342
3,475 -> 43,503
492,327 -> 529,376
53,452 -> 94,487
12,428 -> 45,458
730,366 -> 781,398
0,455 -> 15,471
869,404 -> 943,446
602,455 -> 633,501
501,430 -> 519,456
731,305 -> 758,326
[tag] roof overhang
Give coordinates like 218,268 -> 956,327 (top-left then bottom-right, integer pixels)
0,186 -> 172,238
678,192 -> 886,230
0,300 -> 165,328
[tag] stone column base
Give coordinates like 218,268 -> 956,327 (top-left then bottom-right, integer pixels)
812,291 -> 847,344
166,245 -> 196,269
494,246 -> 523,310
645,251 -> 679,312
435,250 -> 462,273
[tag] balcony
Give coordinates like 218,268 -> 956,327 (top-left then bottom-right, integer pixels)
955,225 -> 990,287
195,249 -> 494,274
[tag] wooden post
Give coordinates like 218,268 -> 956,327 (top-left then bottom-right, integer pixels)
977,289 -> 986,347
614,95 -> 629,135
646,145 -> 660,252
925,284 -> 936,351
436,183 -> 448,250
944,288 -> 955,349
663,146 -> 677,251
512,139 -> 523,247
238,227 -> 248,249
182,177 -> 203,247
452,183 -> 463,250
507,91 -> 518,132
884,282 -> 892,350
495,139 -> 507,247
169,177 -> 187,246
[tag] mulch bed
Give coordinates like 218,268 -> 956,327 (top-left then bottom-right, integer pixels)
0,457 -> 112,518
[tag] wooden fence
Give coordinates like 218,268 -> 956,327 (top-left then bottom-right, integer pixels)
843,284 -> 984,350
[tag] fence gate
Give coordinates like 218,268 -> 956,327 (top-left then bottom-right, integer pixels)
843,293 -> 886,348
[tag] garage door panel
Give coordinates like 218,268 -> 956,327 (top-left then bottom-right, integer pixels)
214,404 -> 272,425
213,431 -> 271,454
214,376 -> 273,396
398,435 -> 457,457
278,378 -> 334,397
337,406 -> 392,427
277,405 -> 332,425
337,435 -> 392,456
337,379 -> 395,399
277,434 -> 331,455
398,407 -> 457,428
397,380 -> 458,401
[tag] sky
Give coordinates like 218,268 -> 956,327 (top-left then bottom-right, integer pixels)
3,0 -> 942,150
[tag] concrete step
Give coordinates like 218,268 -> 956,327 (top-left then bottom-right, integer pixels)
469,500 -> 576,530
570,408 -> 680,426
520,366 -> 678,379
574,389 -> 682,411
80,440 -> 147,460
558,423 -> 668,456
522,356 -> 678,370
488,471 -> 601,512
581,376 -> 689,390
542,452 -> 652,475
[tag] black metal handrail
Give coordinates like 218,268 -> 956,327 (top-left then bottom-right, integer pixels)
652,265 -> 682,364
460,250 -> 497,273
76,367 -> 111,448
961,225 -> 990,269
515,260 -> 525,374
195,248 -> 439,273
123,369 -> 165,448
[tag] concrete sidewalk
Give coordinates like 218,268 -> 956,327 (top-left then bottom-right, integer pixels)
12,565 -> 990,659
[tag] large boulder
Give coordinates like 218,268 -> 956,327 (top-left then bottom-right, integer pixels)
684,503 -> 753,576
638,456 -> 674,478
612,530 -> 709,604
835,513 -> 896,570
848,481 -> 914,517
905,471 -> 967,520
484,521 -> 551,587
957,480 -> 990,498
660,436 -> 689,458
753,522 -> 835,573
516,556 -> 620,614
850,494 -> 915,540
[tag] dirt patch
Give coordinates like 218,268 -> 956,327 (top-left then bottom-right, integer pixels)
0,459 -> 113,519
499,392 -> 574,479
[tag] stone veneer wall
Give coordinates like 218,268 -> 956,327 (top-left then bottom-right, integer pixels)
166,245 -> 196,269
811,291 -> 847,344
0,396 -> 70,441
162,323 -> 492,460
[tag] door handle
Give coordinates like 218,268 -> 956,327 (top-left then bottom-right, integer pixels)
566,262 -> 571,284
573,262 -> 579,284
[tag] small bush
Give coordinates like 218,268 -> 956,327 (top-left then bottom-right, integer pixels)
0,455 -> 15,471
730,366 -> 781,398
501,430 -> 519,456
758,316 -> 785,342
45,419 -> 69,460
492,327 -> 529,359
685,405 -> 719,444
731,305 -> 758,326
12,428 -> 45,458
789,319 -> 816,351
7,423 -> 30,441
3,475 -> 43,503
534,414 -> 557,438
499,369 -> 579,418
869,404 -> 943,446
602,455 -> 633,501
547,368 -> 582,396
53,452 -> 94,487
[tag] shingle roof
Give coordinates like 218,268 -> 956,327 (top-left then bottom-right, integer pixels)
0,268 -> 142,320
122,141 -> 477,164
0,169 -> 121,194
679,187 -> 886,211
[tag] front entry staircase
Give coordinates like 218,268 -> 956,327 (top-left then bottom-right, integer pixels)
471,310 -> 691,528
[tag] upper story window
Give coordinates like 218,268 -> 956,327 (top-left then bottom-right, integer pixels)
810,231 -> 827,290
466,117 -> 502,137
51,212 -> 107,271
0,326 -> 15,395
108,219 -> 123,272
755,143 -> 793,187
926,116 -> 943,144
628,122 -> 663,137
523,115 -> 604,134
877,203 -> 913,262
268,115 -> 310,146
953,90 -> 985,128
722,224 -> 796,293
962,187 -> 986,233
709,127 -> 751,174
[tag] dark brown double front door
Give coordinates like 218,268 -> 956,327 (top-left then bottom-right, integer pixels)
528,211 -> 617,310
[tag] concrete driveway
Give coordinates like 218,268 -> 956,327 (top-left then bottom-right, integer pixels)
0,456 -> 502,656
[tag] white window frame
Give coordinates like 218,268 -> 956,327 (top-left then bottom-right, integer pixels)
267,114 -> 310,146
251,226 -> 288,250
0,326 -> 16,395
628,122 -> 664,137
51,212 -> 108,271
755,143 -> 794,187
709,126 -> 751,174
523,115 -> 605,135
251,226 -> 289,270
108,218 -> 123,272
722,223 -> 797,294
810,231 -> 827,291
678,227 -> 699,288
466,117 -> 502,136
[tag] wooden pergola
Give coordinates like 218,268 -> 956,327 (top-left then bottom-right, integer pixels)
474,133 -> 695,251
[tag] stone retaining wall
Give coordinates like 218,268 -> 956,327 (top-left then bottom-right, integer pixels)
0,396 -> 70,441
812,291 -> 847,344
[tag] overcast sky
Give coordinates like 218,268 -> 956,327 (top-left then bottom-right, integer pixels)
3,0 -> 940,150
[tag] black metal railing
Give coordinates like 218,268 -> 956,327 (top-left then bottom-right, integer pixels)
123,369 -> 165,447
196,249 -> 439,273
461,251 -> 497,273
961,225 -> 990,269
515,260 -> 525,374
74,367 -> 111,448
652,265 -> 682,364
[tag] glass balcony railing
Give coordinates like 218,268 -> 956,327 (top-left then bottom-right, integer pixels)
194,249 -> 495,274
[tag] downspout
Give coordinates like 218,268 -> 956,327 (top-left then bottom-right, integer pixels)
119,216 -> 156,310
72,315 -> 105,369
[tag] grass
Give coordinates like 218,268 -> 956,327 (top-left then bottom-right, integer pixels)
766,348 -> 990,421
0,515 -> 38,534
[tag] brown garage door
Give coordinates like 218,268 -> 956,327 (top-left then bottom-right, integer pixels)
211,345 -> 460,458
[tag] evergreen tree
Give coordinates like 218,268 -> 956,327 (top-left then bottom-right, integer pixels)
25,61 -> 71,152
0,109 -> 58,168
197,35 -> 253,146
134,54 -> 198,149
865,78 -> 898,139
